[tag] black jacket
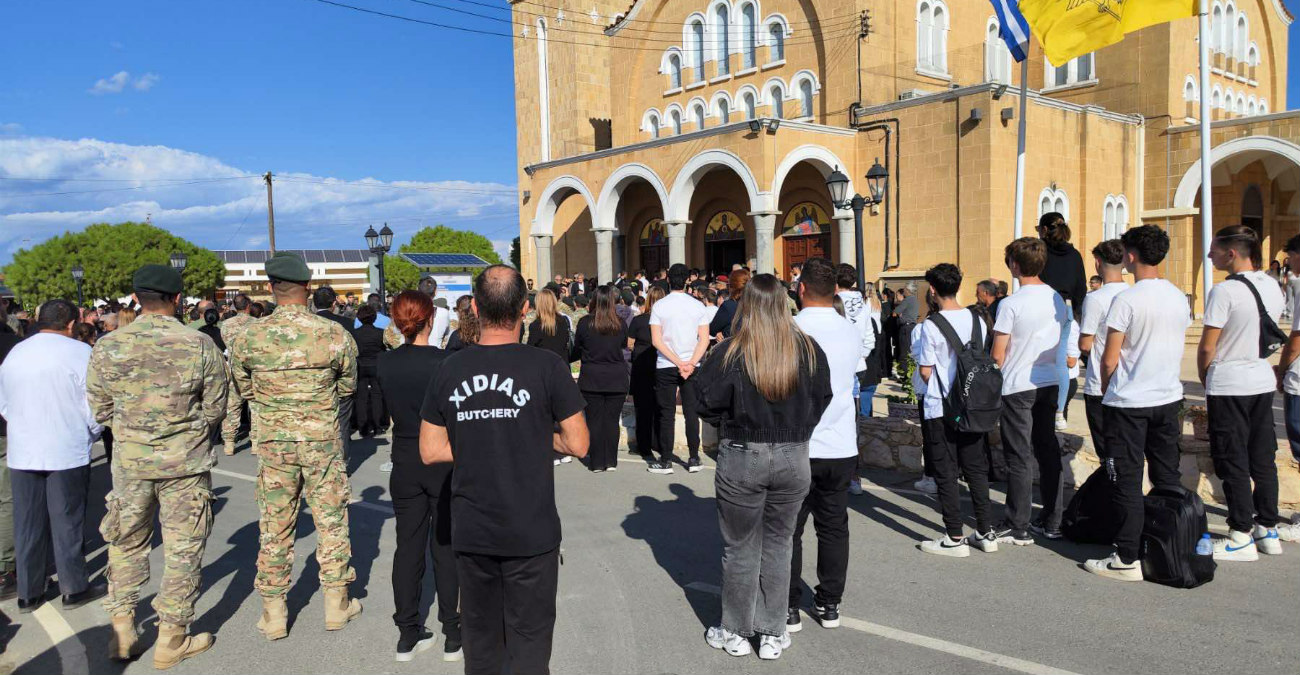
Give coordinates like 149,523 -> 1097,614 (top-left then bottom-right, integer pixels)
1040,240 -> 1087,319
695,338 -> 833,444
352,324 -> 387,373
315,309 -> 354,333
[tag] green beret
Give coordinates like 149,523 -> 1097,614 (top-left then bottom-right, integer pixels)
264,252 -> 311,283
133,264 -> 183,295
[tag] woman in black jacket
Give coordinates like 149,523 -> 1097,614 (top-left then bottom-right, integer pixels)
572,285 -> 629,472
695,273 -> 831,661
1036,212 -> 1087,319
527,288 -> 570,361
352,304 -> 388,437
627,285 -> 664,460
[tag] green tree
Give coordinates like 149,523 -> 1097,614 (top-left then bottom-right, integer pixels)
509,236 -> 521,269
3,221 -> 226,307
399,225 -> 503,265
383,255 -> 421,295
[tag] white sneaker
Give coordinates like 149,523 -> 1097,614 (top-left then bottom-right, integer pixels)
1083,552 -> 1143,582
553,458 -> 561,466
847,479 -> 864,496
379,461 -> 393,473
1276,519 -> 1300,542
1054,412 -> 1068,431
913,476 -> 938,495
920,534 -> 970,557
1213,530 -> 1259,561
757,632 -> 791,660
1252,524 -> 1284,555
606,466 -> 617,472
560,456 -> 573,464
966,530 -> 999,553
705,626 -> 751,657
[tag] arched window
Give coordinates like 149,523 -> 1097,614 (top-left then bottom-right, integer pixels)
648,113 -> 660,139
769,85 -> 784,118
799,78 -> 814,118
714,5 -> 730,75
985,18 -> 1012,84
918,2 -> 932,71
690,20 -> 706,83
1224,3 -> 1236,57
742,91 -> 757,118
536,18 -> 550,161
693,103 -> 707,130
769,23 -> 784,62
1260,98 -> 1268,114
718,99 -> 731,123
1211,85 -> 1223,110
1103,198 -> 1117,240
1236,92 -> 1246,115
917,0 -> 949,74
1248,42 -> 1259,66
741,3 -> 757,68
1115,198 -> 1128,236
1183,76 -> 1197,102
1248,95 -> 1257,115
1038,187 -> 1069,221
668,53 -> 683,89
670,108 -> 683,135
1235,14 -> 1247,62
1211,3 -> 1224,52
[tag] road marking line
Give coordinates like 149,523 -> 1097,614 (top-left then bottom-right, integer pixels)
683,582 -> 1081,675
211,467 -> 253,482
33,603 -> 89,675
212,467 -> 393,515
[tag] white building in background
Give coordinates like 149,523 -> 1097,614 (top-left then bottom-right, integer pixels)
213,249 -> 376,300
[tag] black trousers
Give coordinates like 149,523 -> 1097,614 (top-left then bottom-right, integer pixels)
788,456 -> 855,608
390,462 -> 459,639
12,465 -> 91,601
1207,392 -> 1280,532
457,547 -> 559,675
355,373 -> 386,433
897,323 -> 916,363
999,386 -> 1061,530
654,368 -> 700,461
1084,394 -> 1108,459
922,418 -> 992,538
1104,401 -> 1182,564
583,391 -> 626,471
1061,377 -> 1079,419
629,362 -> 659,457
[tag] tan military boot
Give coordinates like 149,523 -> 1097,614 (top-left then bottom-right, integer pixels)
222,443 -> 235,456
322,586 -> 362,631
152,621 -> 213,670
255,596 -> 289,640
108,613 -> 142,661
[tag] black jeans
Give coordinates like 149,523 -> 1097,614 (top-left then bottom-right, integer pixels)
1104,401 -> 1183,564
1061,377 -> 1079,419
654,368 -> 700,461
583,391 -> 626,471
922,418 -> 992,538
999,386 -> 1061,530
788,456 -> 856,608
457,547 -> 559,675
355,373 -> 386,434
390,461 -> 459,640
1084,394 -> 1108,459
12,464 -> 91,601
630,360 -> 659,457
1207,392 -> 1280,532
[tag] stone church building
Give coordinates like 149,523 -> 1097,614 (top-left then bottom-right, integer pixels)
511,0 -> 1295,312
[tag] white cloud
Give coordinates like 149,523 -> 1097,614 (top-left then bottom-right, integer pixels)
88,71 -> 160,95
0,136 -> 519,264
133,73 -> 160,91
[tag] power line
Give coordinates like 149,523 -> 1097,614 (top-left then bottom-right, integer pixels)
0,175 -> 260,183
274,176 -> 517,196
0,177 -> 258,198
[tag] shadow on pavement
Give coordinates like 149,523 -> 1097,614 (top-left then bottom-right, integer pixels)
620,483 -> 722,630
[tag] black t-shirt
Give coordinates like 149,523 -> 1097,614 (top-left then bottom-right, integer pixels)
420,342 -> 585,556
527,317 -> 570,363
628,313 -> 653,361
377,344 -> 447,465
573,315 -> 628,393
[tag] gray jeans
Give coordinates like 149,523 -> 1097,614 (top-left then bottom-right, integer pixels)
715,439 -> 810,638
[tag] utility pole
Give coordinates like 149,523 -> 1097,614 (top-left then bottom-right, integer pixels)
264,171 -> 277,253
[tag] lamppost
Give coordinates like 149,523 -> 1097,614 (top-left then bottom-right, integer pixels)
364,223 -> 394,313
170,251 -> 187,318
70,264 -> 84,307
826,159 -> 888,291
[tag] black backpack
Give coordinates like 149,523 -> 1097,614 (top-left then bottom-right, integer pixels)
1226,273 -> 1287,357
1140,486 -> 1215,589
1062,464 -> 1120,544
927,309 -> 1003,433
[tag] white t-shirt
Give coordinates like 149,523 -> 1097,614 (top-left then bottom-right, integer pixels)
796,307 -> 863,459
917,308 -> 987,420
837,290 -> 877,372
1101,278 -> 1191,408
910,322 -> 927,403
430,305 -> 451,349
992,284 -> 1070,395
1080,282 -> 1128,396
649,291 -> 710,369
1203,270 -> 1285,396
1284,292 -> 1300,395
703,304 -> 720,326
1066,319 -> 1081,379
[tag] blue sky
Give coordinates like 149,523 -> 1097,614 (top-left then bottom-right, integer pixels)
1,0 -> 1298,264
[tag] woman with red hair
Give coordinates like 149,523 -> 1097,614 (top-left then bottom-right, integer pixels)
377,290 -> 462,662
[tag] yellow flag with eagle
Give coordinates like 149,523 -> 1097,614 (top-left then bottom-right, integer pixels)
1018,0 -> 1196,66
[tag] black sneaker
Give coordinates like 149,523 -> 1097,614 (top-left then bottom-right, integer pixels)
812,603 -> 840,629
396,629 -> 436,663
1028,519 -> 1063,540
687,457 -> 703,473
786,607 -> 802,633
992,522 -> 1035,546
647,461 -> 674,475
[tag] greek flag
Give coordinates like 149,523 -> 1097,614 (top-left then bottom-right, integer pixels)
989,0 -> 1031,62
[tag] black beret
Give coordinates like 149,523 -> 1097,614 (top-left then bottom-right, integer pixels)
264,252 -> 311,283
133,264 -> 183,295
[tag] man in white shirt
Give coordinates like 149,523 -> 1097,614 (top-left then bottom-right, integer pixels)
648,264 -> 711,474
0,299 -> 104,611
915,264 -> 996,557
1085,225 -> 1190,581
787,258 -> 863,633
1198,225 -> 1287,561
1079,240 -> 1129,461
991,238 -> 1071,545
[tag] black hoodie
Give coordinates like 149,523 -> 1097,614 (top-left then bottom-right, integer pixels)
1039,239 -> 1087,319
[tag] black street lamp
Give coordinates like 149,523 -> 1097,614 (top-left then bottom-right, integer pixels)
827,160 -> 888,291
170,252 -> 187,318
70,264 -> 84,307
365,224 -> 394,312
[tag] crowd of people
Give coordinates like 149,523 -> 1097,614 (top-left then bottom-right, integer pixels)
0,212 -> 1298,671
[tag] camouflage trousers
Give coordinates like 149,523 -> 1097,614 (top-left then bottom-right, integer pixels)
255,440 -> 355,598
101,472 -> 214,626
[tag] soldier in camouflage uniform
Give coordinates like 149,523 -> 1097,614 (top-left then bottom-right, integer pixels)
227,252 -> 361,640
219,294 -> 256,456
86,264 -> 226,670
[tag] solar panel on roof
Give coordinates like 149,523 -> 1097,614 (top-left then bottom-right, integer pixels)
401,253 -> 490,268
305,250 -> 325,263
324,250 -> 344,263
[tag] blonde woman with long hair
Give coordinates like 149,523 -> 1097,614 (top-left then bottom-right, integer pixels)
695,273 -> 832,660
526,288 -> 571,363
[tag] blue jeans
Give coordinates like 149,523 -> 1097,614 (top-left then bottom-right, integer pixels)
1285,394 -> 1300,463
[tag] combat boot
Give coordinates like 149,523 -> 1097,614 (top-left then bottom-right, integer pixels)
152,621 -> 213,670
108,613 -> 142,661
223,443 -> 235,456
322,586 -> 362,631
256,596 -> 289,640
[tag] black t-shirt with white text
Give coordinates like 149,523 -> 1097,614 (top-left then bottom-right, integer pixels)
420,342 -> 586,556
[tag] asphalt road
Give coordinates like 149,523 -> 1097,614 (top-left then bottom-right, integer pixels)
2,435 -> 1296,675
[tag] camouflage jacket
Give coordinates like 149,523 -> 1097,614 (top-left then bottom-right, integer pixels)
382,322 -> 404,350
220,312 -> 255,346
228,303 -> 357,443
86,313 -> 229,480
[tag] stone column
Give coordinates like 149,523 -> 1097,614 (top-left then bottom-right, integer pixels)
835,215 -> 856,265
532,234 -> 553,285
665,220 -> 690,266
749,211 -> 779,275
593,228 -> 615,284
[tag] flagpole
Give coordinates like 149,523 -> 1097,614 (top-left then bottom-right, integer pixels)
1198,0 -> 1214,314
1012,56 -> 1029,292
